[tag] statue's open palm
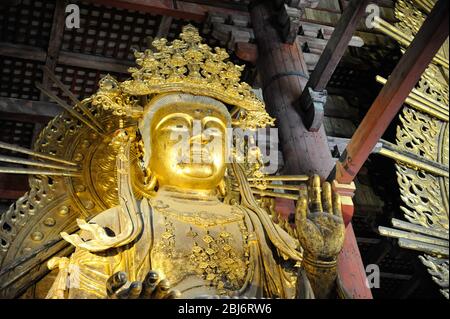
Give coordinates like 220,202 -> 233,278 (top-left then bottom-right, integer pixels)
295,175 -> 345,260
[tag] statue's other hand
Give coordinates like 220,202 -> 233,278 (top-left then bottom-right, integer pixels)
294,175 -> 345,261
106,271 -> 180,299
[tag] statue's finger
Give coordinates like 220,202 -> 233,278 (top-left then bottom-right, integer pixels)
164,290 -> 181,299
322,181 -> 333,214
141,271 -> 160,298
123,281 -> 142,299
106,271 -> 128,297
298,183 -> 308,202
152,279 -> 171,299
309,175 -> 323,212
295,184 -> 308,223
333,192 -> 343,219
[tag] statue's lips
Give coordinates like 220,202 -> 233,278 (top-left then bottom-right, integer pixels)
191,149 -> 211,163
178,162 -> 214,178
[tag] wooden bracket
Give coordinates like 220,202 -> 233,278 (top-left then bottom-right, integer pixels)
204,12 -> 254,50
276,3 -> 302,44
298,86 -> 327,132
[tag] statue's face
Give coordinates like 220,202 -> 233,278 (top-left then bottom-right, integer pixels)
149,103 -> 228,190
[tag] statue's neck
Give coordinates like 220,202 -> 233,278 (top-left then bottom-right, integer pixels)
155,185 -> 219,203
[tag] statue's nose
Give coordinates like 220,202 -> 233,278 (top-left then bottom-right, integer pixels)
190,133 -> 209,145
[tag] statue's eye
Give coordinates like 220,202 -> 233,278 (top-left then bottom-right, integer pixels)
169,124 -> 188,131
204,121 -> 223,136
206,127 -> 221,135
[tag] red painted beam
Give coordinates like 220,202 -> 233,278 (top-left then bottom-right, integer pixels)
335,0 -> 449,184
338,223 -> 373,299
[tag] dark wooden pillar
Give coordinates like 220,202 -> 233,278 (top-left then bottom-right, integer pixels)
251,3 -> 334,179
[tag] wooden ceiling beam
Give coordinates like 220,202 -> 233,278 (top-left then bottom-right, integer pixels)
57,52 -> 133,74
0,43 -> 46,62
84,0 -> 249,22
155,15 -> 173,38
0,97 -> 61,122
0,42 -> 133,74
41,0 -> 68,101
182,0 -> 249,11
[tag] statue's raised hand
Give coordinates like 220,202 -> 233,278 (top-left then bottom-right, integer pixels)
106,271 -> 180,299
295,175 -> 345,261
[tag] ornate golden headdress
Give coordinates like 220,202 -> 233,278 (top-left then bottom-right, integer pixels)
90,24 -> 274,129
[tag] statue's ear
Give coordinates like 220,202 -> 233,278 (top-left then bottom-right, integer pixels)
138,115 -> 152,169
217,178 -> 227,197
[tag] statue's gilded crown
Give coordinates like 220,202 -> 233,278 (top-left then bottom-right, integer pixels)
91,25 -> 274,129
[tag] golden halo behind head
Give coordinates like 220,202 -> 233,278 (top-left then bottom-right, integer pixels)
90,24 -> 274,130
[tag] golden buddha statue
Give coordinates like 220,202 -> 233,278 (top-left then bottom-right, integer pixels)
0,25 -> 346,299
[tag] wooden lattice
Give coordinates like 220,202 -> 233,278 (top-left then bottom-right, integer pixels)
62,0 -> 161,61
0,119 -> 35,158
51,64 -> 129,104
0,57 -> 44,101
0,0 -> 55,48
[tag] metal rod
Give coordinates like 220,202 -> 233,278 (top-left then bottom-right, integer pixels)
378,147 -> 449,178
399,238 -> 449,256
251,188 -> 299,200
0,225 -> 81,279
391,218 -> 449,240
35,82 -> 102,135
402,96 -> 448,121
414,0 -> 433,12
250,183 -> 303,191
376,76 -> 448,118
0,244 -> 74,295
230,106 -> 240,118
41,65 -> 104,132
247,175 -> 309,182
377,75 -> 449,113
374,17 -> 449,69
0,167 -> 80,177
0,141 -> 77,166
379,226 -> 449,247
373,17 -> 449,69
0,154 -> 79,172
374,16 -> 449,69
376,16 -> 450,71
412,87 -> 448,111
